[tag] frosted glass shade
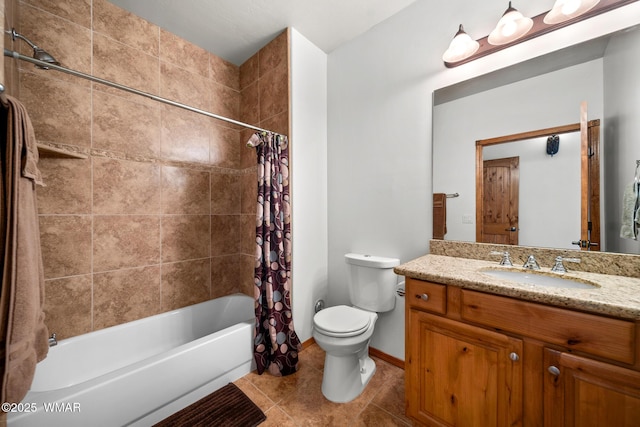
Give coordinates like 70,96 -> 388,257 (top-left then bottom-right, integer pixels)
442,25 -> 480,63
488,2 -> 533,46
544,0 -> 600,24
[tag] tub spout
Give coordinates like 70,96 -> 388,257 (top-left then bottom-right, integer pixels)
48,333 -> 57,347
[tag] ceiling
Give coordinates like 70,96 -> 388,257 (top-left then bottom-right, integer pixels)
107,0 -> 418,65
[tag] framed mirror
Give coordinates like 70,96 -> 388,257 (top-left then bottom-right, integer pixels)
433,24 -> 640,254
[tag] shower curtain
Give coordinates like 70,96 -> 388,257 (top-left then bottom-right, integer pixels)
247,132 -> 301,376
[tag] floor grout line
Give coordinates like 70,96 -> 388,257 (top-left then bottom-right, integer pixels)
237,343 -> 409,426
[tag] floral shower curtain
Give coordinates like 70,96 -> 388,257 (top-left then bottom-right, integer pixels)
247,132 -> 301,376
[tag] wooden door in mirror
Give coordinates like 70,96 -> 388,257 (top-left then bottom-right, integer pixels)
475,107 -> 601,249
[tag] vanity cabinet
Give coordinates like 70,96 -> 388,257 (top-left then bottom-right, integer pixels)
543,349 -> 640,427
405,277 -> 640,427
406,309 -> 523,426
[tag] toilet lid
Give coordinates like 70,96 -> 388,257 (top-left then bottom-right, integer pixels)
314,305 -> 372,337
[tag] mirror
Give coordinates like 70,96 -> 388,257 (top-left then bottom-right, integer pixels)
433,24 -> 640,254
477,125 -> 583,249
474,116 -> 601,250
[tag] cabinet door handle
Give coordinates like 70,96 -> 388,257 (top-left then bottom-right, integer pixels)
509,352 -> 519,361
415,294 -> 429,302
548,365 -> 561,376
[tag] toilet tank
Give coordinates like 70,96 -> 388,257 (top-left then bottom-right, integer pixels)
345,253 -> 400,313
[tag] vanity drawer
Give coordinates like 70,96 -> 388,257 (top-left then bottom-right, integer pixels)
406,278 -> 446,314
460,290 -> 636,364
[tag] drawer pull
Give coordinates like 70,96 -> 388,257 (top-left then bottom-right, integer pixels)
416,293 -> 429,302
509,352 -> 519,362
548,365 -> 561,376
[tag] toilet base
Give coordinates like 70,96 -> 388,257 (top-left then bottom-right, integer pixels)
321,351 -> 377,403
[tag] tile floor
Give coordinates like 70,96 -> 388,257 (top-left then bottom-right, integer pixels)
234,343 -> 411,426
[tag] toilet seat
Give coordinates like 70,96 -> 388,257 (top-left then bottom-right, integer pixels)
314,305 -> 373,337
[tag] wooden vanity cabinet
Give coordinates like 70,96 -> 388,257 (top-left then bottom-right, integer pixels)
405,277 -> 640,427
543,349 -> 640,427
406,309 -> 523,426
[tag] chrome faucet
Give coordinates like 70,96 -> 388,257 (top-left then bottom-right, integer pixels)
490,251 -> 513,266
551,256 -> 581,273
48,333 -> 57,347
523,255 -> 540,270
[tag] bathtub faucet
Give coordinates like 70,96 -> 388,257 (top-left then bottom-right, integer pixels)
48,333 -> 57,347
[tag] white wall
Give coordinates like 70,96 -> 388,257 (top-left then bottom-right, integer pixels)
326,1 -> 436,361
433,60 -> 602,249
327,0 -> 640,360
290,29 -> 328,342
603,27 -> 640,254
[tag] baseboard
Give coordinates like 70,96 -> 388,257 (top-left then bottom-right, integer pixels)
369,347 -> 405,370
301,337 -> 316,350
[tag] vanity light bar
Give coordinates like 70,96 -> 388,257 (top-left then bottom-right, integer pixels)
444,0 -> 637,68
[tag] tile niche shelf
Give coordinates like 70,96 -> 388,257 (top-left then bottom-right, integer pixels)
37,143 -> 87,159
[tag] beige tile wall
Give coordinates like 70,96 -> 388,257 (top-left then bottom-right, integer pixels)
239,30 -> 290,166
2,0 -> 18,95
3,0 -> 290,339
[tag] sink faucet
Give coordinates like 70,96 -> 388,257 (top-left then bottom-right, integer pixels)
523,255 -> 540,270
48,333 -> 57,347
551,256 -> 581,273
489,251 -> 513,266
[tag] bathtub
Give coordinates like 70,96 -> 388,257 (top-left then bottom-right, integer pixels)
8,294 -> 255,427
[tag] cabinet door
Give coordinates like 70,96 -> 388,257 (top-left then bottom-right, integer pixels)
406,309 -> 523,427
544,349 -> 640,427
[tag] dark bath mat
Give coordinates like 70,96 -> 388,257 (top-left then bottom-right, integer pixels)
153,383 -> 266,427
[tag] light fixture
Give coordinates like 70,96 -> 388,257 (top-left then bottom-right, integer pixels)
442,25 -> 480,63
544,0 -> 601,24
488,1 -> 533,46
442,0 -> 626,68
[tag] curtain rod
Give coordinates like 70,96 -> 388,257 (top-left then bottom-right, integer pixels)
3,48 -> 276,135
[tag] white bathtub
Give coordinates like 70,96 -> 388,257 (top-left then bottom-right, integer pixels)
8,294 -> 255,427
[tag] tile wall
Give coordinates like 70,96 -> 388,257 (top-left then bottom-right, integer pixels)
2,0 -> 16,95
3,0 -> 290,339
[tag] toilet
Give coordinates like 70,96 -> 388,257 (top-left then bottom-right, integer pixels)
312,253 -> 399,403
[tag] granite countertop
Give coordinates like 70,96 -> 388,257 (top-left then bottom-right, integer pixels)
395,254 -> 640,320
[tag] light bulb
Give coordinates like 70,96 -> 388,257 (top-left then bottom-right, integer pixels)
544,0 -> 600,24
501,17 -> 517,37
488,3 -> 533,46
449,39 -> 467,57
561,0 -> 581,15
442,25 -> 479,64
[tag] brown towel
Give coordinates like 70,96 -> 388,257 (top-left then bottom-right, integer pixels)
0,95 -> 49,408
433,193 -> 447,240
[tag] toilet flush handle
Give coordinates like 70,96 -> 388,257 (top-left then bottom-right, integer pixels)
416,293 -> 429,302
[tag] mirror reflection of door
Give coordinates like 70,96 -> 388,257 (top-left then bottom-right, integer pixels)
482,157 -> 519,245
587,120 -> 601,251
580,102 -> 601,251
475,113 -> 600,249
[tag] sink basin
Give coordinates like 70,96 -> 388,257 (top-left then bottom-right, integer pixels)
481,269 -> 599,289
